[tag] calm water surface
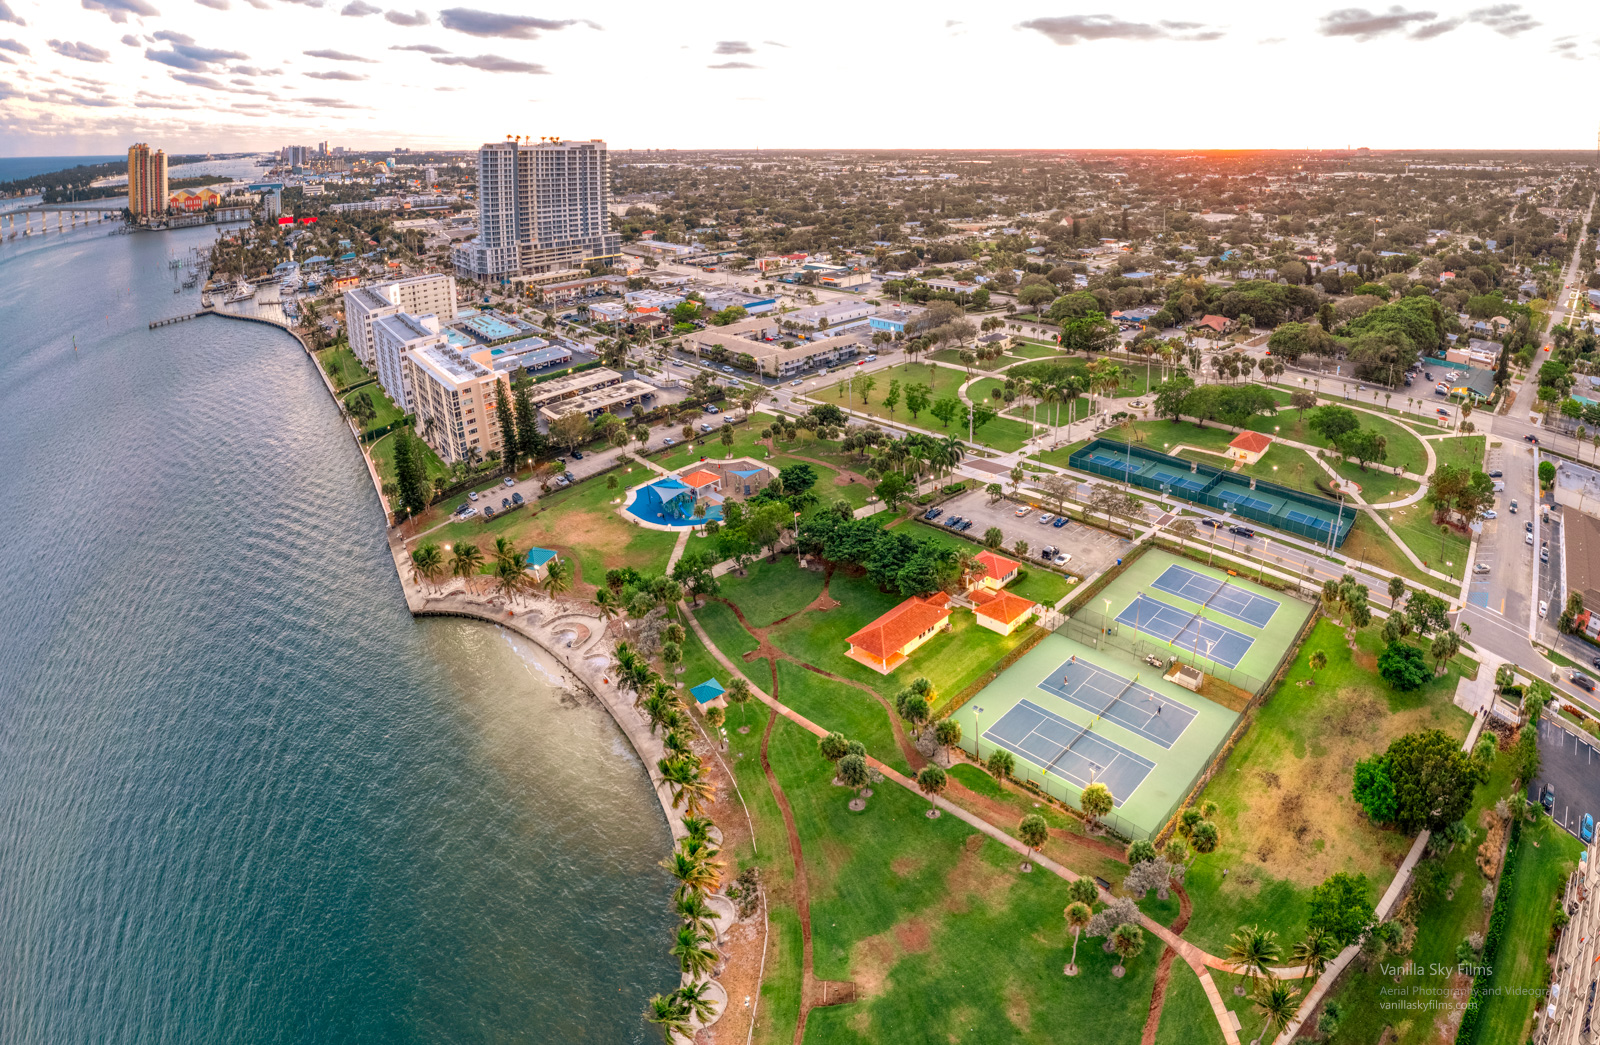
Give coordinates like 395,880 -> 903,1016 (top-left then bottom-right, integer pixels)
0,219 -> 675,1042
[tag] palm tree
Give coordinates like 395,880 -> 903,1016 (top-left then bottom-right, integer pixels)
543,557 -> 572,598
493,556 -> 528,605
672,980 -> 719,1025
410,542 -> 445,592
644,993 -> 692,1042
659,757 -> 715,816
1064,902 -> 1093,975
450,542 -> 484,591
1290,927 -> 1338,980
1109,923 -> 1145,976
1226,925 -> 1281,989
1252,978 -> 1301,1038
670,925 -> 719,981
593,586 -> 621,621
660,847 -> 721,900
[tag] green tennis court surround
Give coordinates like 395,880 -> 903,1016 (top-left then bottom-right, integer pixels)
1070,438 -> 1356,546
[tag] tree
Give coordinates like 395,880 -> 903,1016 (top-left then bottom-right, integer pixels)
904,382 -> 932,420
1126,839 -> 1157,865
1351,754 -> 1398,824
725,676 -> 753,728
1153,374 -> 1196,422
1307,871 -> 1375,947
1377,641 -> 1429,691
983,525 -> 1004,549
543,556 -> 572,598
1253,979 -> 1302,1039
916,765 -> 947,810
391,429 -> 429,517
1059,311 -> 1118,357
1109,923 -> 1145,976
836,753 -> 869,801
494,378 -> 519,472
1387,729 -> 1486,833
819,731 -> 850,763
1289,390 -> 1317,420
670,924 -> 718,981
514,385 -> 544,463
1063,901 -> 1093,975
933,717 -> 962,758
986,749 -> 1015,782
410,542 -> 446,592
1017,813 -> 1049,870
451,542 -> 484,589
1308,649 -> 1327,681
1189,820 -> 1219,854
1387,575 -> 1406,608
1226,925 -> 1281,987
644,993 -> 692,1042
1080,782 -> 1113,832
1291,927 -> 1339,980
894,689 -> 931,737
875,471 -> 912,510
548,410 -> 593,454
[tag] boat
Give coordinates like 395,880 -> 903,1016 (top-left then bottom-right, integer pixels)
223,278 -> 256,303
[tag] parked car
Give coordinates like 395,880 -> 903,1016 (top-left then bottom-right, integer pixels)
1015,506 -> 1032,517
570,450 -> 584,460
1482,509 -> 1498,520
1472,563 -> 1491,575
1040,546 -> 1056,561
704,405 -> 720,414
1038,513 -> 1055,525
1542,784 -> 1555,812
1200,518 -> 1222,529
1541,546 -> 1550,563
945,516 -> 963,528
1509,500 -> 1517,513
469,491 -> 479,501
484,505 -> 496,518
1488,469 -> 1503,478
511,492 -> 524,505
458,506 -> 477,518
501,498 -> 511,509
959,520 -> 973,531
1571,672 -> 1596,693
791,379 -> 803,386
503,477 -> 515,487
663,437 -> 676,446
1527,531 -> 1535,545
1053,516 -> 1068,528
1585,814 -> 1596,844
1526,521 -> 1534,533
1540,599 -> 1550,618
1053,552 -> 1072,566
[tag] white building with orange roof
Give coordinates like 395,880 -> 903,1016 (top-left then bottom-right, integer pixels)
967,588 -> 1039,636
845,592 -> 952,674
1228,430 -> 1272,466
968,550 -> 1020,592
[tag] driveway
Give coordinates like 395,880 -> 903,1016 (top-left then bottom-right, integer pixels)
925,488 -> 1130,580
1527,714 -> 1600,841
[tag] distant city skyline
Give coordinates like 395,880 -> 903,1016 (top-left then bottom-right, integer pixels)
0,0 -> 1597,155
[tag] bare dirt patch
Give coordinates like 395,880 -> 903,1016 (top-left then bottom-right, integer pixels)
849,933 -> 900,998
894,918 -> 932,953
1005,982 -> 1032,1034
890,855 -> 922,877
943,837 -> 1015,914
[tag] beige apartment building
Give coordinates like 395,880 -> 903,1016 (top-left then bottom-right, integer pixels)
404,344 -> 505,465
343,273 -> 458,368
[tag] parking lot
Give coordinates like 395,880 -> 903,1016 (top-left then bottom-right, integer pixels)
1527,714 -> 1600,841
927,488 -> 1131,581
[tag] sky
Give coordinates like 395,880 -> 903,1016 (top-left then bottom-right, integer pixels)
0,0 -> 1597,156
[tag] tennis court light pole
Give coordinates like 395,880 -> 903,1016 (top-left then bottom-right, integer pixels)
1102,598 -> 1112,637
973,704 -> 985,761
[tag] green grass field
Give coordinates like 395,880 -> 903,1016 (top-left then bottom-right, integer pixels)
696,597 -> 760,660
927,348 -> 1024,370
716,556 -> 825,627
1339,511 -> 1437,587
1431,434 -> 1486,474
1182,618 -> 1474,956
1238,408 -> 1427,476
1382,502 -> 1471,579
315,344 -> 367,391
369,427 -> 450,488
345,382 -> 405,431
1327,459 -> 1421,504
774,660 -> 909,775
1153,963 -> 1226,1045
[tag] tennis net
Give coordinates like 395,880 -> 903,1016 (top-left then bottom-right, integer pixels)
1042,718 -> 1094,776
1099,673 -> 1141,722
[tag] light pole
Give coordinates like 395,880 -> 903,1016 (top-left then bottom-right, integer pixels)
973,704 -> 985,761
1102,597 -> 1112,637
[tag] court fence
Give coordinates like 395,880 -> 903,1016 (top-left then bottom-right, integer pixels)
967,735 -> 1151,841
1068,437 -> 1356,547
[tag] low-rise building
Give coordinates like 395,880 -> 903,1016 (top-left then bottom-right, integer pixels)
371,311 -> 448,412
846,592 -> 953,674
537,379 -> 656,422
680,316 -> 864,378
968,550 -> 1021,592
788,301 -> 872,331
1554,461 -> 1600,518
1443,366 -> 1497,402
1228,431 -> 1273,465
404,342 -> 504,464
968,588 -> 1038,635
869,306 -> 921,336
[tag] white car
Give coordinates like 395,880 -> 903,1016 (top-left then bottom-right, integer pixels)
1038,513 -> 1055,525
1526,532 -> 1535,545
791,379 -> 803,386
1540,600 -> 1550,619
1481,509 -> 1497,520
1053,552 -> 1072,566
1015,505 -> 1032,517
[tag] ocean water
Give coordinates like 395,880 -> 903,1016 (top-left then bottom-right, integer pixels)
0,220 -> 675,1041
0,155 -> 126,184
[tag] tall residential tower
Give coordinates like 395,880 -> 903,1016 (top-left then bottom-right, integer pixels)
127,143 -> 168,222
452,138 -> 621,282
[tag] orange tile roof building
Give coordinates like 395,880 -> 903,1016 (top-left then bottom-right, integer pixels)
968,550 -> 1020,592
681,469 -> 722,490
845,592 -> 952,674
1227,430 -> 1273,465
968,588 -> 1039,635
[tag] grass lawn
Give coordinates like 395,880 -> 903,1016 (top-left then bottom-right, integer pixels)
370,428 -> 450,488
967,376 -> 1011,405
816,362 -> 967,421
1008,342 -> 1059,359
774,661 -> 909,776
927,348 -> 1024,370
696,597 -> 760,660
1328,459 -> 1421,504
762,568 -> 1035,707
417,468 -> 679,587
654,425 -> 775,472
1238,442 -> 1322,492
1153,963 -> 1226,1045
1340,511 -> 1437,587
345,382 -> 405,431
717,556 -> 825,627
1239,408 -> 1428,476
759,715 -> 1163,1045
1176,448 -> 1235,470
1182,617 -> 1474,955
315,344 -> 367,391
1320,751 -> 1519,1045
1473,813 -> 1583,1044
1558,706 -> 1600,741
1382,503 -> 1471,580
1432,434 -> 1487,474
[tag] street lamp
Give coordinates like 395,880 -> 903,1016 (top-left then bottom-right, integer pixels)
1102,597 -> 1112,637
973,704 -> 985,761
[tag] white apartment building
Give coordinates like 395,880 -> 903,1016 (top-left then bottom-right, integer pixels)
370,312 -> 446,413
405,344 -> 505,465
452,138 -> 622,281
342,273 -> 457,368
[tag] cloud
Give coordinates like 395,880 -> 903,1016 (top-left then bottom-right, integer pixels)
306,69 -> 365,79
762,39 -> 786,47
195,0 -> 229,8
241,0 -> 268,6
1258,36 -> 1287,43
145,40 -> 248,71
80,0 -> 160,23
1318,6 -> 1441,39
713,40 -> 753,54
0,2 -> 23,26
1550,35 -> 1580,59
437,8 -> 579,38
153,29 -> 193,43
72,95 -> 118,106
0,36 -> 27,53
708,61 -> 758,69
1018,14 -> 1223,44
1469,3 -> 1537,35
297,95 -> 368,108
49,39 -> 112,62
121,33 -> 141,45
170,72 -> 225,88
303,48 -> 375,61
385,8 -> 427,25
945,19 -> 961,26
391,43 -> 448,53
431,52 -> 547,72
340,0 -> 378,12
280,0 -> 325,6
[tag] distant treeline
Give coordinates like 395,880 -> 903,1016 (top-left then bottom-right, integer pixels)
0,155 -> 250,199
37,175 -> 231,205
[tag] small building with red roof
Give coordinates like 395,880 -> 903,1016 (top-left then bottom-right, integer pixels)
967,588 -> 1039,636
1195,314 -> 1232,335
968,550 -> 1020,592
845,592 -> 953,674
1227,430 -> 1273,466
681,469 -> 722,491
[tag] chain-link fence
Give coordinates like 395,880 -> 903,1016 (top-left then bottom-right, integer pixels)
1051,614 -> 1269,696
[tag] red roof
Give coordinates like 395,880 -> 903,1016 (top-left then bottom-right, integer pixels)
847,595 -> 952,661
1228,431 -> 1273,453
681,469 -> 720,488
1197,315 -> 1229,331
972,550 -> 1019,583
973,591 -> 1038,626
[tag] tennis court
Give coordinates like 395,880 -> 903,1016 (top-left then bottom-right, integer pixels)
1036,656 -> 1197,748
1150,563 -> 1281,628
1114,593 -> 1255,669
1085,450 -> 1138,473
1285,508 -> 1335,533
982,698 -> 1156,806
1150,468 -> 1208,494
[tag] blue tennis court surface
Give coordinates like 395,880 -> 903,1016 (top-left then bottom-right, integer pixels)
1114,593 -> 1255,669
983,699 -> 1155,805
1086,451 -> 1137,472
1223,493 -> 1273,512
1284,508 -> 1332,531
1150,469 -> 1207,493
1036,657 -> 1197,748
1149,564 -> 1280,628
